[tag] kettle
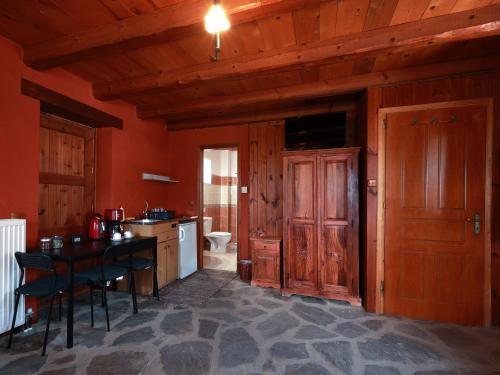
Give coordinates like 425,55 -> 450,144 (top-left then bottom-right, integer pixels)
89,214 -> 106,240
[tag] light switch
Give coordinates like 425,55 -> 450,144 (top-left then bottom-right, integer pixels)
241,186 -> 248,194
367,179 -> 377,187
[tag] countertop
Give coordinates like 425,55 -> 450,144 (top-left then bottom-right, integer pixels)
123,216 -> 198,225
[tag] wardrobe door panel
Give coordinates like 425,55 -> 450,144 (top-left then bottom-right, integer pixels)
318,151 -> 359,298
289,223 -> 316,289
322,225 -> 348,288
284,155 -> 317,291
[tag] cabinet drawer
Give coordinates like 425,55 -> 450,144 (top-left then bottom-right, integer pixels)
157,230 -> 178,243
252,239 -> 278,251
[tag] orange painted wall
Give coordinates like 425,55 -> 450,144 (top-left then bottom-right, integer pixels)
0,35 -> 174,316
168,125 -> 250,260
0,34 -> 172,246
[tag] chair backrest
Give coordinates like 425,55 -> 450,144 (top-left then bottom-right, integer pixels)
103,242 -> 130,261
15,252 -> 54,272
95,243 -> 132,281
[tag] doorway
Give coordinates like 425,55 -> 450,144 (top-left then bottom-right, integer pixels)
378,99 -> 492,325
200,147 -> 238,272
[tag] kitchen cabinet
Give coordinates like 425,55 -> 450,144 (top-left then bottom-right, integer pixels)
165,237 -> 179,284
251,237 -> 282,289
282,147 -> 360,304
118,220 -> 179,295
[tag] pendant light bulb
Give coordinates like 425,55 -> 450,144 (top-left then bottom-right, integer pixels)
205,3 -> 230,34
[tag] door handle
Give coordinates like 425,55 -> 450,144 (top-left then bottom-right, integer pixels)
473,212 -> 481,235
467,212 -> 481,235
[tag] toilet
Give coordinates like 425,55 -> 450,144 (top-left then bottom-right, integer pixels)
203,217 -> 232,252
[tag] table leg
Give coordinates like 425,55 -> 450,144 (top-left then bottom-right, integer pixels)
153,244 -> 159,300
66,261 -> 74,348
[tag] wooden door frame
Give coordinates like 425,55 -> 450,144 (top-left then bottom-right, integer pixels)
198,144 -> 241,270
376,98 -> 493,325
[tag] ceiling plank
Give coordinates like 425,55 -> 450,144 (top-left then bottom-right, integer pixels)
23,0 -> 313,70
94,5 -> 500,100
363,0 -> 399,30
138,54 -> 500,119
166,101 -> 357,130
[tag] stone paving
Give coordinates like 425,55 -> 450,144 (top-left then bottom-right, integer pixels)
1,269 -> 500,375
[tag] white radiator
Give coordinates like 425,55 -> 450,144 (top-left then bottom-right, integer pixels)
0,219 -> 25,334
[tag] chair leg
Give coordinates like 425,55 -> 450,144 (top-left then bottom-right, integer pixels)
42,295 -> 55,356
89,286 -> 94,328
102,284 -> 110,332
130,272 -> 138,314
58,293 -> 62,322
7,293 -> 21,349
128,274 -> 133,294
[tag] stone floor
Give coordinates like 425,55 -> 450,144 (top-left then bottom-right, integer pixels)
1,270 -> 500,375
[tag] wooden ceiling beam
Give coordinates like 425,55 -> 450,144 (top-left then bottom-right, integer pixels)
21,79 -> 122,129
23,0 -> 312,70
166,101 -> 357,130
95,5 -> 500,101
138,54 -> 500,119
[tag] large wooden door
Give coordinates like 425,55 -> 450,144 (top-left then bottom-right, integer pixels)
38,114 -> 95,238
384,104 -> 487,325
283,155 -> 317,292
318,150 -> 359,299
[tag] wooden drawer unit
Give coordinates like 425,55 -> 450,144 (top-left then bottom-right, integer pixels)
251,237 -> 282,289
118,220 -> 179,295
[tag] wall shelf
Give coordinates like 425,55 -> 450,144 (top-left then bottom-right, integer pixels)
142,173 -> 179,183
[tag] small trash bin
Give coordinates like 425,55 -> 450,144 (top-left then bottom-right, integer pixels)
238,259 -> 252,282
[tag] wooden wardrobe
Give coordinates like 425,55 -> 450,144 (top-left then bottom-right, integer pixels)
282,147 -> 360,304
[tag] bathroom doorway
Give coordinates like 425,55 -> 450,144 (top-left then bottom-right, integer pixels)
200,147 -> 238,272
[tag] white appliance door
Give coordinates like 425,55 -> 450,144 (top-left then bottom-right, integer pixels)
179,222 -> 198,279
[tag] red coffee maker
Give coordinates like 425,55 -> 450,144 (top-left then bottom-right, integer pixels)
89,214 -> 106,240
104,208 -> 125,237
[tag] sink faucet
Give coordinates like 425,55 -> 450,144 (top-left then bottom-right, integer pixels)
143,200 -> 149,218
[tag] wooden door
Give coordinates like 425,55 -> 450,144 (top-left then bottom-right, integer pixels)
38,114 -> 95,238
318,150 -> 359,299
283,155 -> 317,292
384,104 -> 487,325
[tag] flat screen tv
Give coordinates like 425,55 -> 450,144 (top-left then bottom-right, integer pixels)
285,112 -> 347,150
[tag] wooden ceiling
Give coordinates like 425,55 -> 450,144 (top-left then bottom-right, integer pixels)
0,0 -> 499,130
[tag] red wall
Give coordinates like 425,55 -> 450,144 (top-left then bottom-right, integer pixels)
0,35 -> 172,247
168,126 -> 250,260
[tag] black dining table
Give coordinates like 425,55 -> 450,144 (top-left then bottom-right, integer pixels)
27,236 -> 158,349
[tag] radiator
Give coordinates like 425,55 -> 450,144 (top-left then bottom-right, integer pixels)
0,219 -> 25,335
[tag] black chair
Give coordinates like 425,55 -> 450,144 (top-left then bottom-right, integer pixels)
75,245 -> 137,332
8,252 -> 66,356
114,245 -> 159,301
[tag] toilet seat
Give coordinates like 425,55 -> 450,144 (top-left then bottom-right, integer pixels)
205,231 -> 232,252
206,231 -> 232,238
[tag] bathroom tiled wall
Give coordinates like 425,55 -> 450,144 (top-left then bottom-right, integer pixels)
203,149 -> 238,244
